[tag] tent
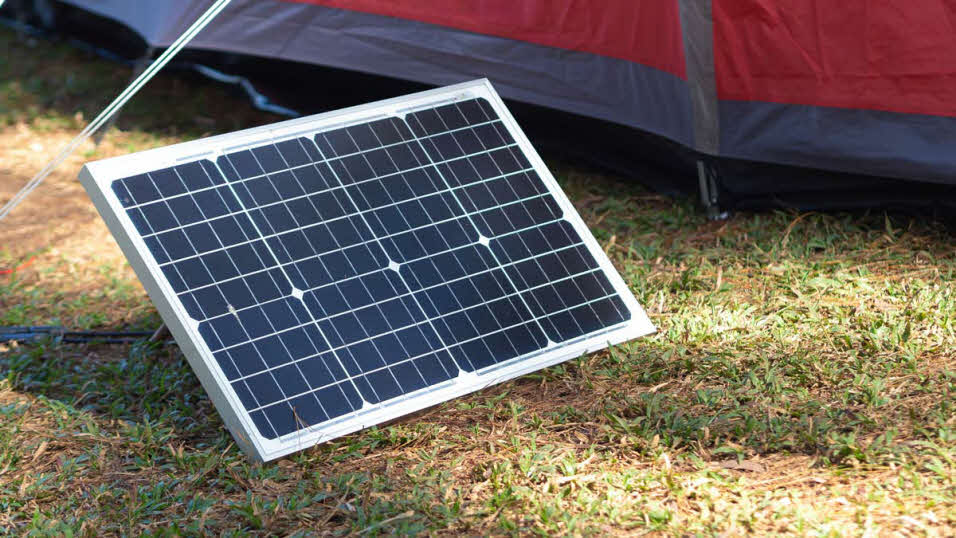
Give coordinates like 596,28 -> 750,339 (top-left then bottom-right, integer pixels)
9,0 -> 956,212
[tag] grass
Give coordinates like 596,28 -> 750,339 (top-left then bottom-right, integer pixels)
1,27 -> 955,536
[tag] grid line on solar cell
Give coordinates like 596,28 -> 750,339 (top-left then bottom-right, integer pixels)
316,151 -> 479,384
111,98 -> 630,439
407,104 -> 572,342
149,184 -> 546,270
127,162 -> 318,439
226,266 -> 612,385
407,101 -> 629,335
192,231 -> 588,332
135,165 -> 535,242
364,111 -> 547,369
210,152 -> 372,434
219,136 -> 411,407
167,214 -> 570,329
114,118 -> 506,211
131,148 -> 535,269
247,289 -> 620,415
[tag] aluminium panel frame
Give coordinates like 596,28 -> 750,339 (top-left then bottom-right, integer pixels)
80,79 -> 656,462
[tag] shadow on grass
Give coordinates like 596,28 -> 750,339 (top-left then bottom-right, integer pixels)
3,331 -> 948,471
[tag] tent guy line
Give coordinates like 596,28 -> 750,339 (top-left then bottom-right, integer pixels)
0,0 -> 233,223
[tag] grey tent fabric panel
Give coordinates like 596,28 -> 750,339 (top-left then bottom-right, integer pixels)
59,0 -> 695,148
678,0 -> 718,155
59,0 -> 213,46
720,100 -> 956,185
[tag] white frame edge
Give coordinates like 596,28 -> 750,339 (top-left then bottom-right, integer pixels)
80,79 -> 656,462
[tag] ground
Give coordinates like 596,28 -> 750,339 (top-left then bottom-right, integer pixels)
0,28 -> 954,537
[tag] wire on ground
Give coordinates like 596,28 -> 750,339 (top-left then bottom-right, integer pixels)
0,326 -> 164,344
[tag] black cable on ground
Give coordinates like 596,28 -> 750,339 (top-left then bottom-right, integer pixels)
0,326 -> 167,344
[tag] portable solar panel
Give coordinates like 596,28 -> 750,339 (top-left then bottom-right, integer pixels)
80,80 -> 655,461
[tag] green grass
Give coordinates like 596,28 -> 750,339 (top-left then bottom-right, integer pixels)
1,27 -> 954,536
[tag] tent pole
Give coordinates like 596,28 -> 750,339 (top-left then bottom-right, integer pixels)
94,47 -> 157,146
0,0 -> 234,223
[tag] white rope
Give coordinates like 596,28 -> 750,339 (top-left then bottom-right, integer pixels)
0,0 -> 234,222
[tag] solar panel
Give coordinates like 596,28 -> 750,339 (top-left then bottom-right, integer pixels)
80,80 -> 654,461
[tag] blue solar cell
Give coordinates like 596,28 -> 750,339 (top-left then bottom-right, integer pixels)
251,145 -> 286,174
227,343 -> 264,377
222,151 -> 262,180
297,353 -> 337,387
140,201 -> 178,232
318,128 -> 359,157
415,351 -> 453,384
183,223 -> 222,255
293,161 -> 331,193
315,383 -> 360,420
111,180 -> 136,208
262,403 -> 296,436
121,174 -> 163,204
245,371 -> 284,405
363,369 -> 403,401
288,395 -> 326,430
149,168 -> 186,198
275,139 -> 312,168
255,335 -> 293,369
231,381 -> 258,409
156,229 -> 194,261
109,97 -> 632,442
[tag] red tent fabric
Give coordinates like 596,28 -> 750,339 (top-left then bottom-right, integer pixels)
715,1 -> 956,118
290,0 -> 688,78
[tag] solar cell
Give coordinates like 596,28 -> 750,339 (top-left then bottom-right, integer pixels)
81,80 -> 654,461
